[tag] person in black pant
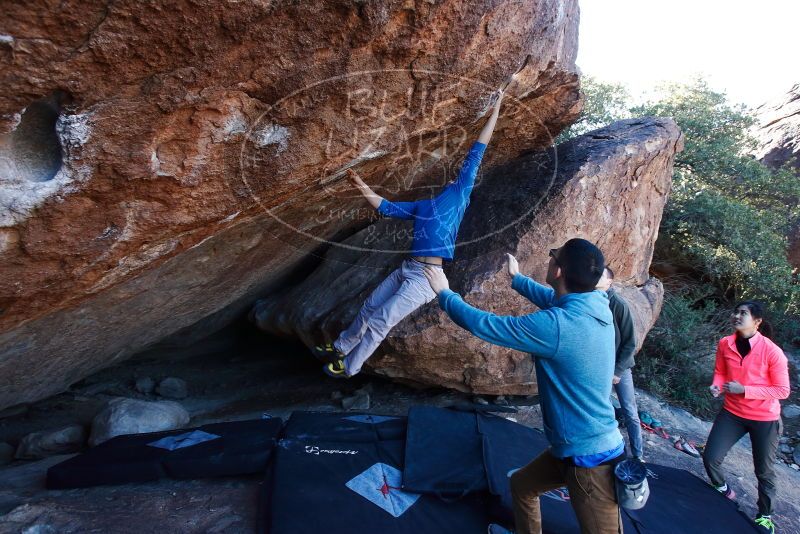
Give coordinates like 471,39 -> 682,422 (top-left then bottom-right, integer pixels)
703,301 -> 790,534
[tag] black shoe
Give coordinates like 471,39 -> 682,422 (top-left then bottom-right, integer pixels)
322,358 -> 349,379
311,342 -> 344,364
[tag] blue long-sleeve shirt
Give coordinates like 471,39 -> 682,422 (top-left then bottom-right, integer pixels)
376,141 -> 486,260
438,273 -> 623,459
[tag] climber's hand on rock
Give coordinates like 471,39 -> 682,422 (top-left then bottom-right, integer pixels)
495,87 -> 506,106
498,54 -> 529,96
346,168 -> 365,188
423,265 -> 449,294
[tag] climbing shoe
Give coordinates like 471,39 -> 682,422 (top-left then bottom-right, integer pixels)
311,342 -> 344,364
673,436 -> 701,458
323,358 -> 349,379
754,515 -> 775,534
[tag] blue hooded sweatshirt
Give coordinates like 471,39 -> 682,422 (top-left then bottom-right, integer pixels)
377,141 -> 486,260
438,273 -> 623,459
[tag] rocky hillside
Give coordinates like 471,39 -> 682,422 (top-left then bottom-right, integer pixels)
753,83 -> 800,269
754,83 -> 800,173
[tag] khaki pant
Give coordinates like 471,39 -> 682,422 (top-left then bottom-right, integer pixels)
510,449 -> 622,534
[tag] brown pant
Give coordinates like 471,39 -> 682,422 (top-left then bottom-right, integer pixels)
510,449 -> 622,534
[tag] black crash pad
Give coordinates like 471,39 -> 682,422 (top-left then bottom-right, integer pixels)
404,406 -> 756,534
402,406 -> 488,496
47,418 -> 283,489
281,411 -> 406,442
267,438 -> 489,534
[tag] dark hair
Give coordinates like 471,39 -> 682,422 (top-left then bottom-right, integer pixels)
555,238 -> 605,293
735,300 -> 774,339
605,266 -> 615,280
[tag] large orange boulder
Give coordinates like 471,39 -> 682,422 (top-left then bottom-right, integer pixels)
0,0 -> 582,409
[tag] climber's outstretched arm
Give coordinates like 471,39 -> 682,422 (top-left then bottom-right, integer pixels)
447,83 -> 514,197
347,169 -> 383,210
347,169 -> 417,220
477,88 -> 505,146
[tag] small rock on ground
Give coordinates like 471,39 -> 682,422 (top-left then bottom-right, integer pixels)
89,398 -> 189,446
782,404 -> 800,419
156,377 -> 188,399
354,383 -> 374,396
342,394 -> 370,411
135,377 -> 156,395
14,425 -> 86,460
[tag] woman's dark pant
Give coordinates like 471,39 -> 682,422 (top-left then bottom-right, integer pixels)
703,408 -> 781,516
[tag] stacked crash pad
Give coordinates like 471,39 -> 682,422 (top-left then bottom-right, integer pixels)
46,407 -> 760,533
402,406 -> 759,533
47,418 -> 283,489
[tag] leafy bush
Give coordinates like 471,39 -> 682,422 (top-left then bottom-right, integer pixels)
634,285 -> 729,418
660,189 -> 793,306
556,76 -> 631,142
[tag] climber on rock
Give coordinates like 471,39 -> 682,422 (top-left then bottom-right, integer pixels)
312,73 -> 518,379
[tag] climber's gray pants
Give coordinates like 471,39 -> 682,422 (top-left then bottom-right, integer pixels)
334,259 -> 439,376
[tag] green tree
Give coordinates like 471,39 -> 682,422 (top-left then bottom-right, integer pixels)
633,78 -> 800,315
556,76 -> 630,142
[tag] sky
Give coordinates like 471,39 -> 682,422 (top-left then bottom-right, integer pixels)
577,0 -> 800,108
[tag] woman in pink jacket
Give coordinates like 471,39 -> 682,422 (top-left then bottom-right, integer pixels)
704,301 -> 790,534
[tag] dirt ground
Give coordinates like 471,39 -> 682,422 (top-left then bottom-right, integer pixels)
1,329 -> 798,533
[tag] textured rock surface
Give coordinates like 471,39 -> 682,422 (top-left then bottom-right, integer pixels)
255,117 -> 682,394
88,398 -> 189,446
0,0 -> 583,410
785,404 -> 800,419
0,442 -> 13,466
753,84 -> 800,269
156,377 -> 188,400
612,279 -> 665,354
14,425 -> 86,460
754,83 -> 800,173
134,377 -> 155,395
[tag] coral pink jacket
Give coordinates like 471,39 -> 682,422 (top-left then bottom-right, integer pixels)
712,331 -> 790,421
